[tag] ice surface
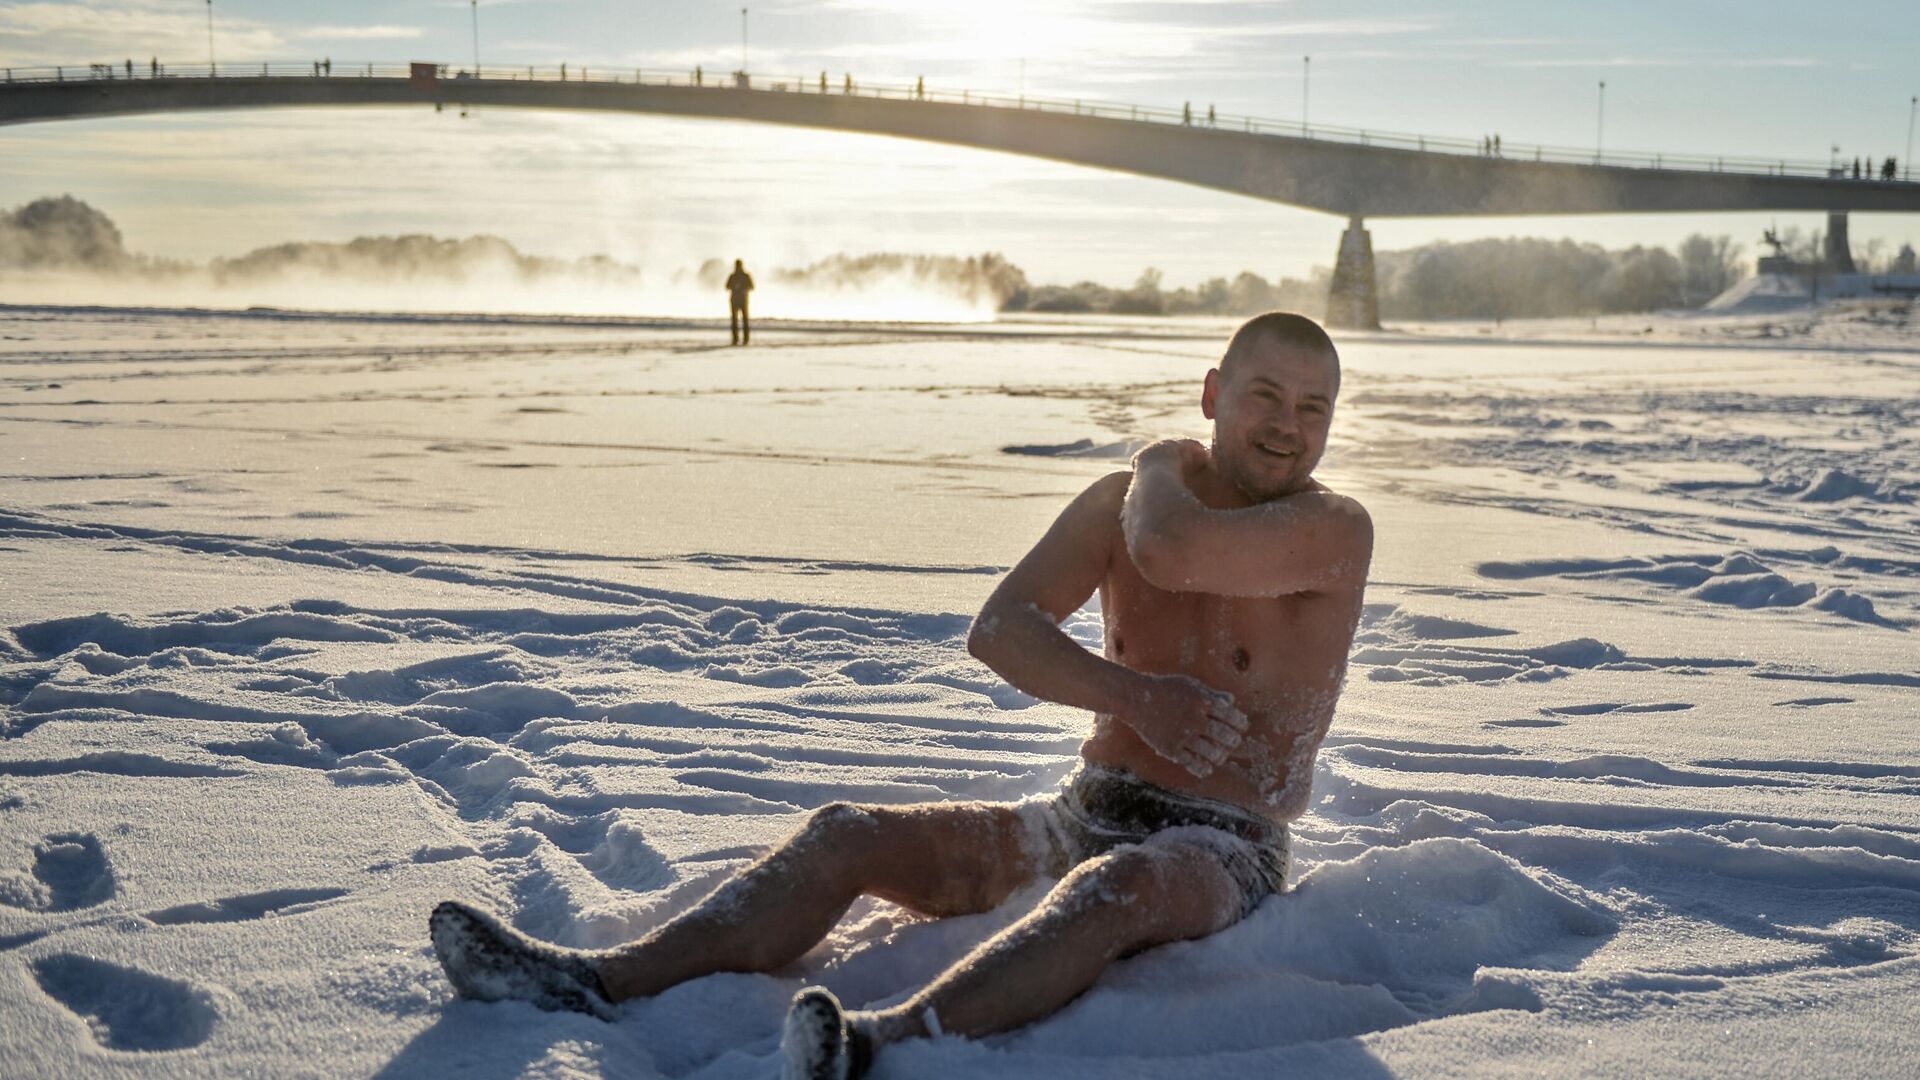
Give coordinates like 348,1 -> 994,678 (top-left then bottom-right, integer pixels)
1,304 -> 1917,1077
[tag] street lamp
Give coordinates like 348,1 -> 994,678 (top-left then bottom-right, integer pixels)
471,0 -> 480,77
206,0 -> 215,74
1907,95 -> 1915,182
1596,80 -> 1605,161
1302,55 -> 1311,132
741,7 -> 748,74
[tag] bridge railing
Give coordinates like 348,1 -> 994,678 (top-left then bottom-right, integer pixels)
5,60 -> 1903,185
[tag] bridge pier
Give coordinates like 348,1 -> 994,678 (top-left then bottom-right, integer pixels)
1324,216 -> 1380,330
1824,211 -> 1856,273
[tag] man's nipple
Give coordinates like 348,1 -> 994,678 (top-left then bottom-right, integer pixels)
1114,636 -> 1126,656
1233,647 -> 1250,672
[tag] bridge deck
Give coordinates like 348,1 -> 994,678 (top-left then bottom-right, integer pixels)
5,65 -> 1920,219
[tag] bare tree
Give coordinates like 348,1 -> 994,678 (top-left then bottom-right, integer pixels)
1678,233 -> 1745,306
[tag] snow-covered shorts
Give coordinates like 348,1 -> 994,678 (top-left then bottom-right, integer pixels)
1022,763 -> 1291,919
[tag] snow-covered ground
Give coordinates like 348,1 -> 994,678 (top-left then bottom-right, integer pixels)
1,303 -> 1916,1078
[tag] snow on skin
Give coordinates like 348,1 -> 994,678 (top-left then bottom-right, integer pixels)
0,305 -> 1917,1077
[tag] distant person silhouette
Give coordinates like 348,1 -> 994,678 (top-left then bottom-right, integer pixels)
726,260 -> 755,345
1886,157 -> 1899,181
1207,104 -> 1215,126
820,71 -> 827,93
696,65 -> 703,86
124,59 -> 132,78
150,57 -> 157,78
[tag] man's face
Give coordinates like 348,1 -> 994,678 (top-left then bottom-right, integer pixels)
1201,341 -> 1338,501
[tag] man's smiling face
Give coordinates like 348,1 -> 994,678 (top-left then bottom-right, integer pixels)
1202,338 -> 1338,502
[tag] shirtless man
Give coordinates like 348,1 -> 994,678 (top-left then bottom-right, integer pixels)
427,311 -> 1373,1079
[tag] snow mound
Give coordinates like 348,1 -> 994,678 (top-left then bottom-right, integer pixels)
1794,468 -> 1889,503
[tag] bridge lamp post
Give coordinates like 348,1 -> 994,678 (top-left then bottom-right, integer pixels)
741,8 -> 749,74
1596,80 -> 1605,162
1907,95 -> 1915,181
206,0 -> 215,75
1303,55 -> 1312,129
471,0 -> 480,78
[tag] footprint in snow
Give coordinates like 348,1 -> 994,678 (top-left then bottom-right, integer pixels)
0,832 -> 115,913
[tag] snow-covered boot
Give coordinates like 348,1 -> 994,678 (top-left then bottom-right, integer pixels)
781,986 -> 872,1080
429,900 -> 616,1021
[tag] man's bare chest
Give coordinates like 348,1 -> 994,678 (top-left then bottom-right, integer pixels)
1099,570 -> 1353,699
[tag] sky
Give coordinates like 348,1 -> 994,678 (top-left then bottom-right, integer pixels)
2,0 -> 1917,287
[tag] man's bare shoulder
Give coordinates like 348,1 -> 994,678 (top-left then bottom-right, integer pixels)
1251,481 -> 1373,594
1061,470 -> 1132,522
1298,480 -> 1374,533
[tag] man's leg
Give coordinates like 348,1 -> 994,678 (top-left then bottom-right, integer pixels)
856,836 -> 1246,1045
598,800 -> 1037,1000
741,304 -> 750,344
432,800 -> 1043,1009
730,306 -> 741,344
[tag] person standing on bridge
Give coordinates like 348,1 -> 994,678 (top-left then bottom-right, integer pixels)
726,260 -> 755,346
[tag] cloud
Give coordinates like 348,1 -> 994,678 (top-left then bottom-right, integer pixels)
0,0 -> 282,66
294,26 -> 425,42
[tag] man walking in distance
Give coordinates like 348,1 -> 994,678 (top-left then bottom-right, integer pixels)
429,313 -> 1373,1080
726,258 -> 754,345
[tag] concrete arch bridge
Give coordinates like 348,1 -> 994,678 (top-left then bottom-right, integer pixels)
6,61 -> 1919,327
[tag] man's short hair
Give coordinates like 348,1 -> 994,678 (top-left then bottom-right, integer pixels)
1220,312 -> 1340,393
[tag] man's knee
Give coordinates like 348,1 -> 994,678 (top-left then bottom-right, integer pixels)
1060,845 -> 1233,944
1065,846 -> 1165,907
800,801 -> 882,846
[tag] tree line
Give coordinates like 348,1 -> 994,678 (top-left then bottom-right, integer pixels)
998,234 -> 1752,319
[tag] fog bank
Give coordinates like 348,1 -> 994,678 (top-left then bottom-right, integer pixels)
0,196 -> 1021,322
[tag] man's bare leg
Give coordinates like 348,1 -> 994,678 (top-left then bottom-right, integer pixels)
856,838 -> 1244,1045
432,800 -> 1041,1009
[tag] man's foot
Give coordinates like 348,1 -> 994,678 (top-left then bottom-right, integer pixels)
781,986 -> 873,1080
428,900 -> 616,1020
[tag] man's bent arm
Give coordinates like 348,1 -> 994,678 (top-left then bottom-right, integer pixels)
968,473 -> 1145,715
1124,446 -> 1372,597
969,598 -> 1142,715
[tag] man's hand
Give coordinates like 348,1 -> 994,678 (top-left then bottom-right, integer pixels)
1119,672 -> 1249,779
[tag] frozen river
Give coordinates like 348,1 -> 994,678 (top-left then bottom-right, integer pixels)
1,303 -> 1916,1077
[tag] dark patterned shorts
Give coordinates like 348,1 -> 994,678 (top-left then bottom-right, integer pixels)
1023,763 -> 1292,919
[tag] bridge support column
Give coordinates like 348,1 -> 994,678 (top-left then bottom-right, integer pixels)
1324,216 -> 1380,330
1824,211 -> 1856,273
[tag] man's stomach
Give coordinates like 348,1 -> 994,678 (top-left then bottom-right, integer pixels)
1079,717 -> 1313,824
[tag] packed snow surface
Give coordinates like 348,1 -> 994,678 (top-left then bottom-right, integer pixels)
1,304 -> 1917,1077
